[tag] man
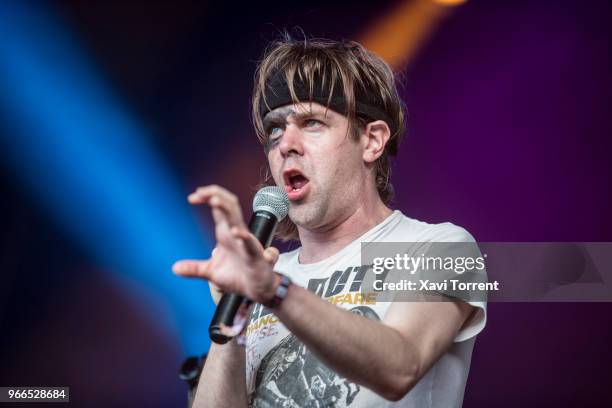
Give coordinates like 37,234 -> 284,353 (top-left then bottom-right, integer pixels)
173,37 -> 486,407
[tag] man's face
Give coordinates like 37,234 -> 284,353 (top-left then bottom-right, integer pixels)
264,102 -> 367,231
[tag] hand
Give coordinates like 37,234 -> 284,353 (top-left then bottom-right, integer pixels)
206,248 -> 224,305
208,279 -> 223,306
172,185 -> 280,304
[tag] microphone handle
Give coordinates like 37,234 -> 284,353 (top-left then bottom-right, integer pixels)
209,211 -> 279,344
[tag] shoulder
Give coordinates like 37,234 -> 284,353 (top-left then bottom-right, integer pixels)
392,211 -> 477,243
394,212 -> 487,342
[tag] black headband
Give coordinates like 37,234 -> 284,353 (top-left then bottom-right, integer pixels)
258,69 -> 399,140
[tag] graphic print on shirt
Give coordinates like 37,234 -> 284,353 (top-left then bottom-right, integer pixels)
249,305 -> 380,408
246,215 -> 487,407
247,265 -> 386,407
247,264 -> 385,334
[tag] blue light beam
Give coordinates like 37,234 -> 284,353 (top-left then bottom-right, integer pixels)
0,1 -> 215,354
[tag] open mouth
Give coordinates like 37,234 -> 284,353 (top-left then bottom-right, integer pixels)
284,169 -> 309,191
283,168 -> 310,200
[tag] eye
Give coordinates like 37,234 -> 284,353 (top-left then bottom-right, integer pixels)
265,124 -> 283,141
269,126 -> 283,137
303,119 -> 324,130
265,127 -> 283,151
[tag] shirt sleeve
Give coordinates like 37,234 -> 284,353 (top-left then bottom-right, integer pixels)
430,222 -> 488,343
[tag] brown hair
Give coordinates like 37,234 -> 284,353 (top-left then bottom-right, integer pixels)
252,35 -> 406,241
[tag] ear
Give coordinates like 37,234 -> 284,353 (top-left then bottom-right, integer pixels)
362,120 -> 391,164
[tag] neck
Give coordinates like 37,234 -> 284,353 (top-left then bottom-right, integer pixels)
296,198 -> 393,264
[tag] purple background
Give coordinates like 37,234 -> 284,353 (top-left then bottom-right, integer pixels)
1,0 -> 611,406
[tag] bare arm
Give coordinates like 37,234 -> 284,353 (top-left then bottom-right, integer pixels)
192,341 -> 247,408
273,283 -> 474,401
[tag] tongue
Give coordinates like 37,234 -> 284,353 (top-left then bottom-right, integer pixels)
291,175 -> 308,190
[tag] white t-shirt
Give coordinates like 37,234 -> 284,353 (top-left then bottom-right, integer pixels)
245,210 -> 487,407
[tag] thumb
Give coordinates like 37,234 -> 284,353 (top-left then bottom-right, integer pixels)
172,259 -> 212,279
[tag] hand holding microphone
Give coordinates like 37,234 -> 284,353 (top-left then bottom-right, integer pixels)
172,185 -> 289,344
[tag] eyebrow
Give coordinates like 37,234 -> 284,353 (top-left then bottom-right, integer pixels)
263,107 -> 294,128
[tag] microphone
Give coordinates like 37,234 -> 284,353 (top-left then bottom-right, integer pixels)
209,186 -> 290,344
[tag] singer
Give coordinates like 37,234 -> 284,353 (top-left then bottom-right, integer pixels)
173,36 -> 487,408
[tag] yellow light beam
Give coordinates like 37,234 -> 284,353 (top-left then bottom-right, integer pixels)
359,0 -> 466,70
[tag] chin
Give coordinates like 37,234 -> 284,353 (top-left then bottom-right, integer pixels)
288,207 -> 309,226
288,203 -> 313,222
289,203 -> 332,230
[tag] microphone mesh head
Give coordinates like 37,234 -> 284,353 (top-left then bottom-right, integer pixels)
252,186 -> 290,221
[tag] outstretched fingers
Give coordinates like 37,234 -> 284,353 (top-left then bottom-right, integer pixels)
172,259 -> 213,280
188,185 -> 245,228
231,226 -> 266,259
231,227 -> 280,267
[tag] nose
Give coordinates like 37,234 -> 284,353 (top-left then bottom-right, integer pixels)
278,123 -> 304,157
